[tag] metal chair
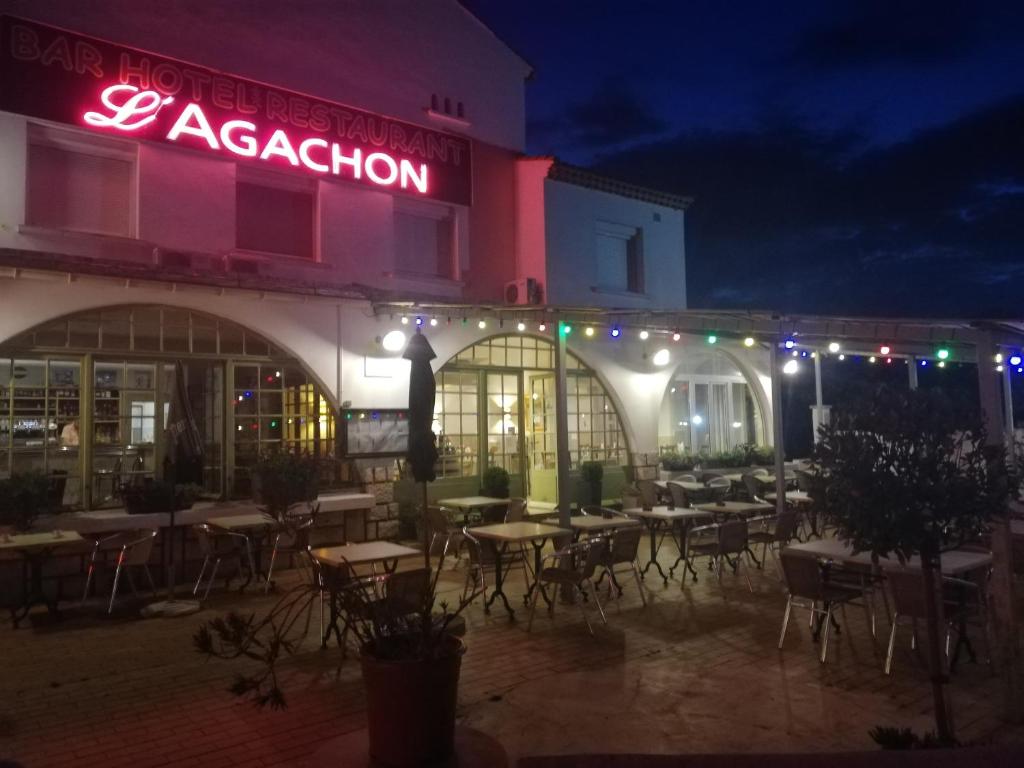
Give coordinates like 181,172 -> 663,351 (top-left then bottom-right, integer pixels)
460,528 -> 496,606
582,505 -> 628,519
528,537 -> 608,635
778,552 -> 862,663
665,481 -> 690,509
192,523 -> 255,601
741,473 -> 769,503
882,567 -> 987,675
425,505 -> 463,562
676,473 -> 698,483
505,497 -> 528,522
598,526 -> 646,605
747,511 -> 800,573
82,529 -> 158,614
681,520 -> 752,591
503,498 -> 534,584
636,480 -> 660,510
706,476 -> 731,502
265,503 -> 320,592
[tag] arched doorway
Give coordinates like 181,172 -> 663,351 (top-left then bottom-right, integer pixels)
434,334 -> 630,502
658,346 -> 769,455
0,305 -> 337,508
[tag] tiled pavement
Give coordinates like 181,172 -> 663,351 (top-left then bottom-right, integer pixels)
2,545 -> 1023,767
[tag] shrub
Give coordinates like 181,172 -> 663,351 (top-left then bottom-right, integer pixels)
123,480 -> 202,514
659,449 -> 696,471
253,451 -> 319,518
480,465 -> 510,498
0,471 -> 54,531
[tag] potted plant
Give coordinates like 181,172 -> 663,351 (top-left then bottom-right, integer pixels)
579,461 -> 604,505
252,451 -> 320,520
194,549 -> 479,766
812,385 -> 1012,744
123,479 -> 201,514
0,471 -> 54,533
480,465 -> 510,499
659,448 -> 696,473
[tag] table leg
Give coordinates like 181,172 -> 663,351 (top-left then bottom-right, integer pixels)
524,540 -> 554,608
483,542 -> 515,618
668,522 -> 697,580
11,552 -> 60,629
639,521 -> 669,584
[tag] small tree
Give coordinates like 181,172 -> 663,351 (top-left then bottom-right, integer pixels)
812,385 -> 1011,743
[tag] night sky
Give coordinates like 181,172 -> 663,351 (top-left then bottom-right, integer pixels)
467,0 -> 1024,318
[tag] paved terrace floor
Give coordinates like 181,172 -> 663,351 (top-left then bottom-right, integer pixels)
2,543 -> 1023,767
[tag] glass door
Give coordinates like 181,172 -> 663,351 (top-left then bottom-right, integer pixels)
92,361 -> 157,507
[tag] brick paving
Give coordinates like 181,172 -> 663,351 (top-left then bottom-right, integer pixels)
2,545 -> 1023,766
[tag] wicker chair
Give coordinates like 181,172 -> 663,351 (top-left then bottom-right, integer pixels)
665,481 -> 690,509
778,552 -> 862,663
747,511 -> 800,573
598,526 -> 646,605
636,480 -> 661,510
527,537 -> 608,635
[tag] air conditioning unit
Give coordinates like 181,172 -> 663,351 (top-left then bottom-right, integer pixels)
153,248 -> 222,273
504,277 -> 543,305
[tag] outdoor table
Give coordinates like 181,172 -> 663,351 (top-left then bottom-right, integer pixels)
765,490 -> 813,504
468,522 -> 570,618
437,496 -> 510,525
1,530 -> 86,627
784,539 -> 993,667
694,500 -> 773,521
653,479 -> 705,493
207,513 -> 278,591
310,542 -> 422,647
620,506 -> 713,583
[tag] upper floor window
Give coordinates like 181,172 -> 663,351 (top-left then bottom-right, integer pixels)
595,221 -> 644,294
393,199 -> 455,279
25,124 -> 136,238
236,170 -> 316,260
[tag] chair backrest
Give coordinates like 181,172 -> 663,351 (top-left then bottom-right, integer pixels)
750,468 -> 769,478
773,511 -> 800,543
505,497 -> 528,523
385,567 -> 431,615
666,481 -> 689,509
123,530 -> 158,566
780,552 -> 827,601
637,480 -> 659,509
426,506 -> 451,535
886,568 -> 937,621
741,474 -> 764,501
795,469 -> 815,493
706,476 -> 731,488
194,523 -> 216,556
579,537 -> 608,579
607,526 -> 642,564
717,519 -> 748,555
462,529 -> 495,567
677,474 -> 698,483
480,504 -> 507,524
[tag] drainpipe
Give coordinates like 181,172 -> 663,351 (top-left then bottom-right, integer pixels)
554,320 -> 571,528
908,356 -> 919,390
769,340 -> 786,517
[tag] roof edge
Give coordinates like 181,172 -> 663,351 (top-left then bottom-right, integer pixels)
543,161 -> 694,210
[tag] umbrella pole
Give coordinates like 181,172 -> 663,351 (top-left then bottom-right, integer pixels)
422,482 -> 430,570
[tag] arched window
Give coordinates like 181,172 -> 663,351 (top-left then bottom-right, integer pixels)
435,335 -> 629,480
0,306 -> 335,507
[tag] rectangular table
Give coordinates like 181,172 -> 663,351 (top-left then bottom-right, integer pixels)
620,506 -> 714,582
310,542 -> 422,647
695,500 -> 773,520
784,539 -> 992,576
467,522 -> 570,618
1,531 -> 86,627
653,480 -> 705,492
765,490 -> 813,504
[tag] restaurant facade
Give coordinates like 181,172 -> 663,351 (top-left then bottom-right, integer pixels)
0,1 -> 776,514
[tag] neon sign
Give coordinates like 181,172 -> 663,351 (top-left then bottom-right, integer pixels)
0,16 -> 470,204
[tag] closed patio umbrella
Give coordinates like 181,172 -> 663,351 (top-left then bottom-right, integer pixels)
143,361 -> 203,617
403,331 -> 438,569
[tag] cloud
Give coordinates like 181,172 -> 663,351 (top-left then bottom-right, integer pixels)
529,78 -> 668,149
788,0 -> 980,70
590,94 -> 1024,317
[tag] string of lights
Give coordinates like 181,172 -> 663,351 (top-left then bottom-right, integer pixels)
382,311 -> 1017,374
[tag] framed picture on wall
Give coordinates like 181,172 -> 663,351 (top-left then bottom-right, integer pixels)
341,409 -> 410,457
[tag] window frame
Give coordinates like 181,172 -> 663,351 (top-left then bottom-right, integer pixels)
594,220 -> 645,295
25,122 -> 139,239
233,166 -> 320,262
391,197 -> 462,281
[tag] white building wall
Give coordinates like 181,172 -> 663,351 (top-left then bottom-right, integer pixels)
542,178 -> 687,310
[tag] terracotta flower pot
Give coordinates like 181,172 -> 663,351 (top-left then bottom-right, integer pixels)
360,635 -> 464,767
